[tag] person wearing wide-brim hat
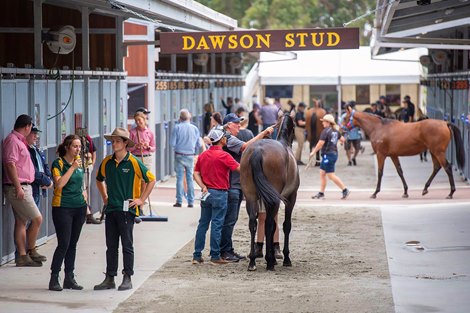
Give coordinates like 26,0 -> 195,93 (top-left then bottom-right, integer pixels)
309,114 -> 350,200
94,127 -> 155,291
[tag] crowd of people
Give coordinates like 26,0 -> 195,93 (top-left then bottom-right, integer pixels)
3,112 -> 156,292
2,94 -> 420,288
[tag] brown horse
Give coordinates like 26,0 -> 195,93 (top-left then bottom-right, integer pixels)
342,106 -> 465,199
240,110 -> 299,271
305,106 -> 326,165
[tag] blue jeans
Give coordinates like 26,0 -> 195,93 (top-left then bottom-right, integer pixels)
220,188 -> 242,254
193,189 -> 228,260
175,154 -> 195,205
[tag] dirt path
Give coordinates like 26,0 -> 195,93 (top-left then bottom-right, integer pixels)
115,141 -> 398,313
116,203 -> 393,313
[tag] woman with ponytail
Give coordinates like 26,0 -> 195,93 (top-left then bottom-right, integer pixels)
49,135 -> 87,291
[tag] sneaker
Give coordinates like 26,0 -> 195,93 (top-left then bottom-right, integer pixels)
16,254 -> 42,267
192,257 -> 204,265
352,159 -> 357,166
210,258 -> 229,265
221,252 -> 239,263
341,188 -> 350,199
173,203 -> 182,207
312,192 -> 325,200
232,251 -> 246,260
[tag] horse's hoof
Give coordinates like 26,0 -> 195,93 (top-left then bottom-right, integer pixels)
422,190 -> 428,196
402,194 -> 409,198
446,195 -> 453,199
248,264 -> 257,271
370,194 -> 377,199
283,261 -> 292,267
266,266 -> 275,271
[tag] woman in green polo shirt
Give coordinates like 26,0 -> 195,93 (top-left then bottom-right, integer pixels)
49,135 -> 87,291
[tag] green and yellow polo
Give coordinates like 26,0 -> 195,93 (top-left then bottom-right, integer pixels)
51,157 -> 87,208
96,152 -> 155,216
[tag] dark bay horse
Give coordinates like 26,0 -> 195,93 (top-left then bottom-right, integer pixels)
305,106 -> 326,165
240,110 -> 300,271
342,106 -> 465,199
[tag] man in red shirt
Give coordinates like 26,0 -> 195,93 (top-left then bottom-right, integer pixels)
192,129 -> 239,265
3,114 -> 46,267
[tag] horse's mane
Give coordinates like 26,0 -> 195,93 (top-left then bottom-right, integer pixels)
278,112 -> 295,146
362,111 -> 396,125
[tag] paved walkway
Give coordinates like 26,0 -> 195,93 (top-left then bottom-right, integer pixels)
0,140 -> 468,313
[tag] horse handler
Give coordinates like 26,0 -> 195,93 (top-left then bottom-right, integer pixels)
94,128 -> 156,291
192,129 -> 240,265
309,114 -> 350,200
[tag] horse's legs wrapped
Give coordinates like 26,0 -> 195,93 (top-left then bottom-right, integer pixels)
246,201 -> 258,271
264,205 -> 279,271
283,194 -> 296,267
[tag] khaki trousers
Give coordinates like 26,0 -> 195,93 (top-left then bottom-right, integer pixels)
295,127 -> 306,161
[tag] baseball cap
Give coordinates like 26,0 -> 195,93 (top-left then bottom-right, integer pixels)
136,107 -> 151,114
31,126 -> 41,133
223,113 -> 245,125
298,102 -> 306,108
403,95 -> 410,101
208,129 -> 224,143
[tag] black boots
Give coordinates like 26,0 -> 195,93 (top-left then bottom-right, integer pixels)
255,242 -> 264,258
49,273 -> 63,291
118,273 -> 132,291
94,273 -> 132,291
94,274 -> 116,290
63,272 -> 83,290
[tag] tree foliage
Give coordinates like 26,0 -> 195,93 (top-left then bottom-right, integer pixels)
196,0 -> 375,45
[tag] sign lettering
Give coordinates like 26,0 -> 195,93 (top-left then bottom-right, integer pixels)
160,28 -> 359,54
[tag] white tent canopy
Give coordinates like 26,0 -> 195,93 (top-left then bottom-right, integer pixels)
258,47 -> 425,85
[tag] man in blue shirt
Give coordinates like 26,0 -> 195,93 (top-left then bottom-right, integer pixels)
170,109 -> 201,208
26,127 -> 53,206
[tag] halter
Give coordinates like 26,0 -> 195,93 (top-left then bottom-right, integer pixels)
341,109 -> 356,132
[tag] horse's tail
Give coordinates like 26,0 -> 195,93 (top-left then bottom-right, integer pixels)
448,123 -> 465,170
249,149 -> 286,210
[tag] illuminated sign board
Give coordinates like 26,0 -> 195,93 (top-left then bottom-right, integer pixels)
160,28 -> 359,54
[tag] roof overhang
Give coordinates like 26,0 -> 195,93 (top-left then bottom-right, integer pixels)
372,0 -> 470,56
43,0 -> 237,32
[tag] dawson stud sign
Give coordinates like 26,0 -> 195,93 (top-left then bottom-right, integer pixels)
159,28 -> 359,54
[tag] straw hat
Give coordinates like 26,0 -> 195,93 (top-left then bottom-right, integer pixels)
104,127 -> 135,147
320,114 -> 336,125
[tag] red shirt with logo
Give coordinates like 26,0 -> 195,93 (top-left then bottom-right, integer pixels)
194,146 -> 239,190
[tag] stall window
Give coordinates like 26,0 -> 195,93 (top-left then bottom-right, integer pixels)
386,84 -> 401,106
356,85 -> 370,104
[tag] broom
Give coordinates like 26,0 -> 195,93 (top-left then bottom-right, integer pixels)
135,128 -> 168,222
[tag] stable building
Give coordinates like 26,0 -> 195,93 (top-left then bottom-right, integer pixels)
0,0 -> 241,265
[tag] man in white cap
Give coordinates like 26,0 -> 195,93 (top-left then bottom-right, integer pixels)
94,127 -> 156,291
192,128 -> 239,265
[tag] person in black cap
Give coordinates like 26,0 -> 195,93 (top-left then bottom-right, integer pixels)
402,95 -> 415,122
3,114 -> 46,267
135,107 -> 151,115
25,126 -> 53,207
